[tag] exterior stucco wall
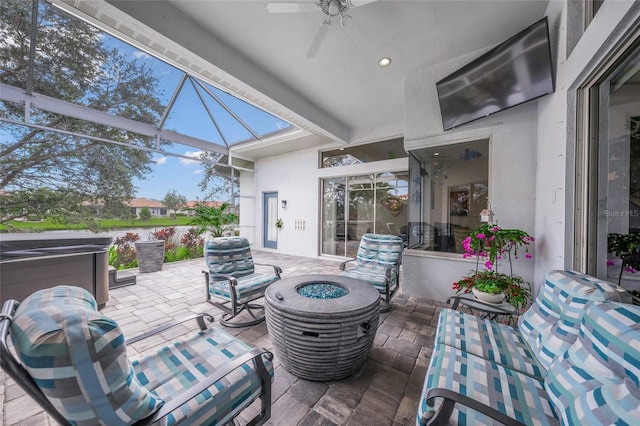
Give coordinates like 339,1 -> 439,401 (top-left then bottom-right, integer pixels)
533,1 -> 565,285
250,148 -> 320,258
402,1 -> 639,302
402,95 -> 538,300
238,170 -> 256,243
241,147 -> 409,259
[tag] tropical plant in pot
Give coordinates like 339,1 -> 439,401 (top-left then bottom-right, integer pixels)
453,220 -> 535,313
187,202 -> 239,238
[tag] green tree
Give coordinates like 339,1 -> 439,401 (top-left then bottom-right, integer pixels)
188,202 -> 238,237
163,189 -> 187,217
197,152 -> 238,202
138,207 -> 152,222
0,0 -> 166,225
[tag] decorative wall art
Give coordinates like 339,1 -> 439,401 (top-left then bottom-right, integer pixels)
382,194 -> 407,217
449,190 -> 469,216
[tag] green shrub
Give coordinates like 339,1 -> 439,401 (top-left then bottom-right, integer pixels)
139,207 -> 152,221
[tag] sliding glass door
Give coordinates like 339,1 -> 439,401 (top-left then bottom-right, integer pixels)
321,172 -> 408,258
575,39 -> 640,283
321,178 -> 346,256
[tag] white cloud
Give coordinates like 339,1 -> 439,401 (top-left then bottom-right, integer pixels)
133,51 -> 150,59
153,155 -> 167,165
180,151 -> 203,166
193,169 -> 204,175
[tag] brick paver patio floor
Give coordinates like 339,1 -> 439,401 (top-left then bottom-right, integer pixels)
1,250 -> 444,426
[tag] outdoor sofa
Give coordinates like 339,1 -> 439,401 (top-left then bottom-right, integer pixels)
417,269 -> 639,425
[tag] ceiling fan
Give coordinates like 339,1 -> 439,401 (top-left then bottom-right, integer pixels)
267,0 -> 378,58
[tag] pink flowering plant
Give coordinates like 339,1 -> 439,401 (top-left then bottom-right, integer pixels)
108,232 -> 141,269
462,223 -> 535,275
453,222 -> 535,313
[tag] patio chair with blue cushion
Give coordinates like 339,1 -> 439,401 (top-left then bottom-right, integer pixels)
204,237 -> 282,327
0,285 -> 273,426
340,233 -> 404,312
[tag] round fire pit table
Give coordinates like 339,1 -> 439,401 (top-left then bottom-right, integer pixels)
265,274 -> 380,381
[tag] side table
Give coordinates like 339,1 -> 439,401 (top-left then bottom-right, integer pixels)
446,293 -> 520,320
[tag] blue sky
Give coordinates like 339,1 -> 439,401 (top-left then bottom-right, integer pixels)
110,38 -> 290,202
134,150 -> 208,202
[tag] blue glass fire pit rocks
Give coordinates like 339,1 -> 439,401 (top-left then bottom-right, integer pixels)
296,282 -> 348,299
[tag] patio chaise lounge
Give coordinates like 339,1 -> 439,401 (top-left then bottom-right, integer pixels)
1,285 -> 273,425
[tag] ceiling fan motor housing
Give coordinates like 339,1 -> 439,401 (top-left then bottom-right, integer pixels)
319,0 -> 350,17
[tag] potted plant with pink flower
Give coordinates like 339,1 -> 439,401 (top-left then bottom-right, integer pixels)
453,221 -> 535,313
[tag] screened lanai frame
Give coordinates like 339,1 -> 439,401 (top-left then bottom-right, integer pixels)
0,0 -> 293,171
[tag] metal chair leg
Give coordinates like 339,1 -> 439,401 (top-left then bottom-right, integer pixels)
219,302 -> 266,328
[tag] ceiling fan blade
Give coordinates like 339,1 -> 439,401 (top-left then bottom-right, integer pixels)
267,3 -> 318,14
347,0 -> 378,7
306,20 -> 330,58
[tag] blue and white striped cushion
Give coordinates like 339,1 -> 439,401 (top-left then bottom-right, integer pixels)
355,233 -> 403,270
545,302 -> 640,426
341,233 -> 402,292
417,343 -> 559,426
133,326 -> 274,425
209,273 -> 279,304
205,237 -> 278,304
436,308 -> 544,379
518,270 -> 631,371
10,286 -> 163,425
341,268 -> 391,289
205,237 -> 255,278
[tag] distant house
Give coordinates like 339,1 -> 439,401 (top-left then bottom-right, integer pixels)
81,199 -> 105,216
180,200 -> 223,216
125,198 -> 167,218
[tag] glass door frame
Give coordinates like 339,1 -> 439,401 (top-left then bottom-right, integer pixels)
574,30 -> 640,276
320,172 -> 408,258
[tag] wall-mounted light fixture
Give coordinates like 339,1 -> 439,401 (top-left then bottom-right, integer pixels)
281,200 -> 287,209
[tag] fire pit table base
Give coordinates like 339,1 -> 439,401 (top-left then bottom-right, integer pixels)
265,274 -> 380,381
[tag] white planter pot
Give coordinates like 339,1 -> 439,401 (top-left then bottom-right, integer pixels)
472,287 -> 505,305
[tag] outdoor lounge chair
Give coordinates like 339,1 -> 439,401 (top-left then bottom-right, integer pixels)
340,233 -> 404,312
204,237 -> 282,327
0,285 -> 273,426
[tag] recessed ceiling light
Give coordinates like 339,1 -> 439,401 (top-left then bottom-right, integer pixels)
378,57 -> 391,67
434,152 -> 440,156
